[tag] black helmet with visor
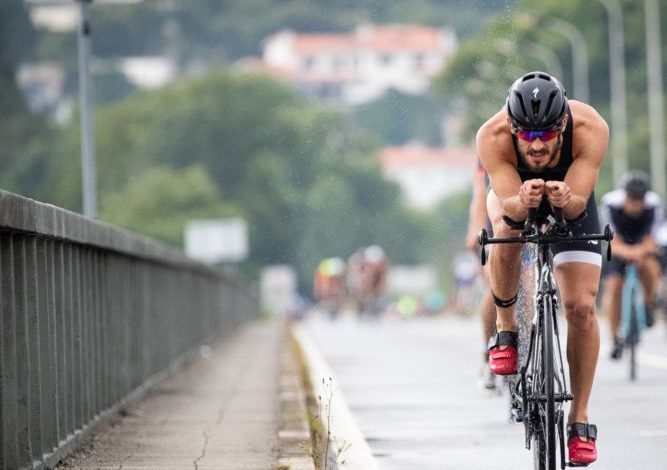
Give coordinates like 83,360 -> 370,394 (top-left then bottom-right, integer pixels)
507,71 -> 568,132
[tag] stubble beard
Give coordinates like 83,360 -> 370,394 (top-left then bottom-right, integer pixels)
518,135 -> 563,172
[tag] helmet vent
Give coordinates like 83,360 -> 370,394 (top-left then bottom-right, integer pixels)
531,99 -> 540,120
516,92 -> 528,118
544,92 -> 557,121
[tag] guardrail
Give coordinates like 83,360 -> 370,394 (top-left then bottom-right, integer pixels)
0,190 -> 258,469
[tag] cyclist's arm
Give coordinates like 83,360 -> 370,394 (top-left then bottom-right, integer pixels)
476,121 -> 527,221
635,196 -> 664,257
610,233 -> 633,260
563,102 -> 609,219
466,165 -> 488,250
637,235 -> 658,257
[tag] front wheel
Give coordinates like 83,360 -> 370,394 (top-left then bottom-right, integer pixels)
629,304 -> 638,381
532,295 -> 558,470
532,431 -> 547,470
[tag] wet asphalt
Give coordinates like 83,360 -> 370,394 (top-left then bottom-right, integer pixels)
303,313 -> 667,470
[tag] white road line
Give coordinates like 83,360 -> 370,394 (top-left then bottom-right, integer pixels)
293,323 -> 380,470
638,351 -> 667,369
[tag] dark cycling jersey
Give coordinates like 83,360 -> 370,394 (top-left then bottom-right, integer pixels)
510,107 -> 602,265
599,189 -> 663,244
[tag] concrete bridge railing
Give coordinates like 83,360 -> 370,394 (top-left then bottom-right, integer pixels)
0,190 -> 258,470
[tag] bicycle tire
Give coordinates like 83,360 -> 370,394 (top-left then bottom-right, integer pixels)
532,294 -> 557,470
629,303 -> 638,381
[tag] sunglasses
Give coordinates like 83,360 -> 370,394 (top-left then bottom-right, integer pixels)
515,128 -> 561,142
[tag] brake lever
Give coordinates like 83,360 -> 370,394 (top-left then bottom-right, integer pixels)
478,228 -> 488,266
604,224 -> 614,261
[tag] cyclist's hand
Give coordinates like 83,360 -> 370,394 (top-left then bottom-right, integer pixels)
545,181 -> 572,208
626,246 -> 643,264
617,245 -> 640,264
519,179 -> 545,208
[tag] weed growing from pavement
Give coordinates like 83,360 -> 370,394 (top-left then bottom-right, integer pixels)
291,332 -> 349,469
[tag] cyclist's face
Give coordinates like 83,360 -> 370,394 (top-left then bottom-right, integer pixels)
515,132 -> 563,171
511,117 -> 566,171
624,197 -> 644,217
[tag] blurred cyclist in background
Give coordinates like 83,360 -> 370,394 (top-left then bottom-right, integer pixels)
350,245 -> 389,318
600,170 -> 664,359
313,257 -> 347,318
346,248 -> 365,312
465,159 -> 498,391
654,219 -> 667,322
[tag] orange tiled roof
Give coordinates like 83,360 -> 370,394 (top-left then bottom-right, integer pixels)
363,26 -> 442,52
293,34 -> 355,53
292,25 -> 445,54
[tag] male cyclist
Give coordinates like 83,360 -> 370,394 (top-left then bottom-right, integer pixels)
477,71 -> 608,465
600,171 -> 663,359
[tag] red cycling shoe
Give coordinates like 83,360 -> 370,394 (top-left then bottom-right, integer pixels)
568,422 -> 598,466
487,331 -> 519,375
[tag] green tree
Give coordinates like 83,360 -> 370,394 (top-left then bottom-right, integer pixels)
40,66 -> 445,288
100,165 -> 238,246
353,89 -> 445,146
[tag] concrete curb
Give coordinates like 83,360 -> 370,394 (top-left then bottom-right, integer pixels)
293,323 -> 379,470
276,325 -> 317,470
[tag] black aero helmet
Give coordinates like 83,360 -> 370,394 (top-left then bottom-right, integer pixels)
622,170 -> 650,199
507,71 -> 568,130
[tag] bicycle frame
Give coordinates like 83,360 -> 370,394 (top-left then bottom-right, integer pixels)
479,208 -> 613,470
621,264 -> 646,381
522,237 -> 571,469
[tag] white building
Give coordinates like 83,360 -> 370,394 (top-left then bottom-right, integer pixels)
259,24 -> 457,105
379,144 -> 476,209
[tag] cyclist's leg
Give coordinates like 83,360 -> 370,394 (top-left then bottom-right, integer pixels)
638,255 -> 661,326
481,290 -> 497,347
486,190 -> 522,329
552,196 -> 602,426
486,190 -> 522,374
603,262 -> 625,357
554,260 -> 601,424
554,256 -> 601,464
480,261 -> 497,345
637,255 -> 660,301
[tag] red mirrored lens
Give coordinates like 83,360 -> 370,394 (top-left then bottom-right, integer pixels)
517,129 -> 560,142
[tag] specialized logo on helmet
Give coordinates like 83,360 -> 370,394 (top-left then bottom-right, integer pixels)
532,87 -> 540,98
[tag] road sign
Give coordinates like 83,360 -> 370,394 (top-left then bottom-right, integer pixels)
185,217 -> 248,264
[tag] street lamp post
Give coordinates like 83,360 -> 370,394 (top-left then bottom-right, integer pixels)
645,0 -> 666,200
546,18 -> 589,103
28,0 -> 143,218
495,39 -> 564,84
77,0 -> 96,218
594,0 -> 628,183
